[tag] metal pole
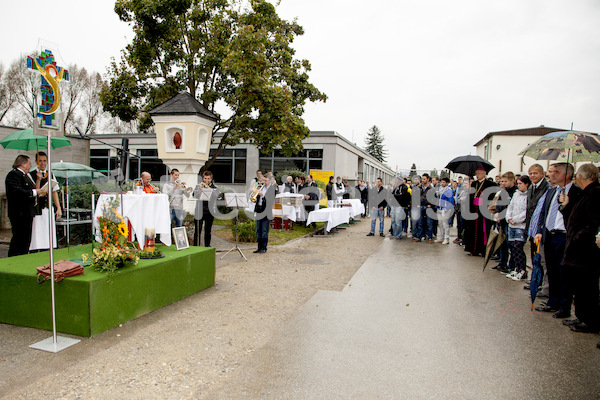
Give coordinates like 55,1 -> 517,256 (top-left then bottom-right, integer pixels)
66,171 -> 70,247
47,133 -> 57,344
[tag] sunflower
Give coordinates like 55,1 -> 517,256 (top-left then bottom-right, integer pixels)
118,223 -> 128,237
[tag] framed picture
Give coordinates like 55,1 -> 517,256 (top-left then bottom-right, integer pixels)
173,227 -> 189,251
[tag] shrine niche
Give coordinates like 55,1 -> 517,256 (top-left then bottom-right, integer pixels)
165,126 -> 185,152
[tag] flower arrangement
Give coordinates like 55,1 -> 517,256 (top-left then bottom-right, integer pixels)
82,196 -> 139,276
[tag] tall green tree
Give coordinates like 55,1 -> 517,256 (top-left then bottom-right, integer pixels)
409,163 -> 417,177
101,0 -> 327,169
364,125 -> 387,163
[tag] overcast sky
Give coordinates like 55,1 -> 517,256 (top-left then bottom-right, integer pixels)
2,0 -> 600,172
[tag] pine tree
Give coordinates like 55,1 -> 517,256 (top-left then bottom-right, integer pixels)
364,125 -> 387,163
409,163 -> 417,177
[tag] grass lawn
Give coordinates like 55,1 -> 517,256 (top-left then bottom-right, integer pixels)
213,219 -> 325,245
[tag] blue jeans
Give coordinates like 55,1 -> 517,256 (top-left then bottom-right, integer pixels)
171,208 -> 184,227
256,217 -> 270,250
391,206 -> 404,238
403,207 -> 410,233
370,208 -> 385,234
416,206 -> 433,240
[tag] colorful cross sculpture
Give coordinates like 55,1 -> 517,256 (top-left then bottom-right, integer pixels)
27,50 -> 69,127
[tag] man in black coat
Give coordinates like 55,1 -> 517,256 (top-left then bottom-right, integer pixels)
559,164 -> 600,334
302,174 -> 319,228
325,176 -> 334,207
534,163 -> 582,319
5,155 -> 39,257
254,174 -> 275,254
463,168 -> 496,255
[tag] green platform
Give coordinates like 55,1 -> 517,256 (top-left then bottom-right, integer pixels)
0,244 -> 215,337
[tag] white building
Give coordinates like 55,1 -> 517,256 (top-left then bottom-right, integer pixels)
474,125 -> 567,177
87,130 -> 396,190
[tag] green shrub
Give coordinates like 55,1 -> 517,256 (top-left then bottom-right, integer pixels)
233,220 -> 257,242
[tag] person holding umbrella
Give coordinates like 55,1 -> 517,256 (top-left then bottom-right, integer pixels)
534,163 -> 582,319
463,167 -> 496,256
29,151 -> 62,251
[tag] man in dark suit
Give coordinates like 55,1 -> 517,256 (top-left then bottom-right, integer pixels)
5,155 -> 40,257
302,174 -> 319,228
254,174 -> 275,254
525,164 -> 550,294
534,163 -> 582,319
559,164 -> 600,334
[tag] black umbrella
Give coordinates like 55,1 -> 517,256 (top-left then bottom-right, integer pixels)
530,240 -> 544,310
445,155 -> 495,177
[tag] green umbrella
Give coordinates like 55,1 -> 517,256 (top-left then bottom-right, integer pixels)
52,161 -> 106,184
0,128 -> 71,151
519,130 -> 600,163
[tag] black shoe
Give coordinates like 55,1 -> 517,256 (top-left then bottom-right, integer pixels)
570,322 -> 600,333
367,232 -> 374,236
380,233 -> 384,237
562,319 -> 580,326
553,310 -> 571,319
523,285 -> 530,290
535,305 -> 558,313
253,249 -> 261,253
537,293 -> 549,299
500,268 -> 511,274
492,264 -> 504,270
597,342 -> 600,349
258,249 -> 267,254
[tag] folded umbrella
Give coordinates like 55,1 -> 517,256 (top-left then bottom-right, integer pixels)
530,240 -> 544,310
483,224 -> 506,271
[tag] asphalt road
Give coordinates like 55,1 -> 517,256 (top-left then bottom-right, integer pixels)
200,237 -> 600,399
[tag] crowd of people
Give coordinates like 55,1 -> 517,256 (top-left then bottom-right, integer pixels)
348,163 -> 600,348
7,156 -> 598,348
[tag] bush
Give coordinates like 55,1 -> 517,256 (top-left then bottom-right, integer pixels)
233,220 -> 257,242
217,187 -> 233,216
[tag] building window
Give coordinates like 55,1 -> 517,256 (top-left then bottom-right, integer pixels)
259,148 -> 323,174
129,149 -> 168,181
90,149 -> 110,172
208,149 -> 247,183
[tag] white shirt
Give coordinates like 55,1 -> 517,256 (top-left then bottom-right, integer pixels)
545,182 -> 572,231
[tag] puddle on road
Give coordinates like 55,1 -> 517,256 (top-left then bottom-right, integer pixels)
298,258 -> 331,265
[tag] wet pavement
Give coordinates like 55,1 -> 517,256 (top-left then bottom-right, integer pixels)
202,236 -> 600,399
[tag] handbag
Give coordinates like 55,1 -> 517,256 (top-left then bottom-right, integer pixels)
36,260 -> 84,283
